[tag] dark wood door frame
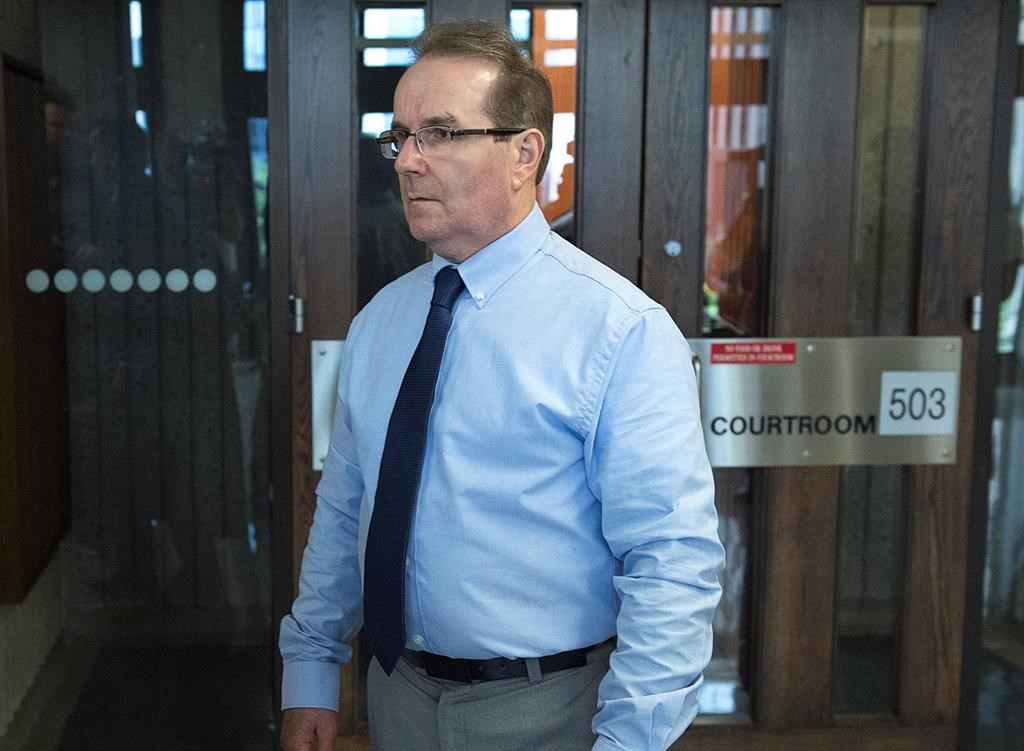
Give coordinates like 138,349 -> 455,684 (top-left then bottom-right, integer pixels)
956,0 -> 1017,747
266,0 -> 292,714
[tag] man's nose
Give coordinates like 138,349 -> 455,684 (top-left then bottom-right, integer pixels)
394,137 -> 423,173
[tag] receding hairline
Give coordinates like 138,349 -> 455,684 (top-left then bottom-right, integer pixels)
393,57 -> 504,128
409,51 -> 503,74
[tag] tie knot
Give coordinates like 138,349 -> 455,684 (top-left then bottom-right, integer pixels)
431,266 -> 465,311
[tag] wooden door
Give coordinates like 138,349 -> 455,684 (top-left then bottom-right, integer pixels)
643,0 -> 1005,748
268,0 -> 645,737
269,0 -> 1008,747
0,55 -> 70,605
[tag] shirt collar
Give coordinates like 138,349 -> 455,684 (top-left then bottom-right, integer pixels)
430,203 -> 549,309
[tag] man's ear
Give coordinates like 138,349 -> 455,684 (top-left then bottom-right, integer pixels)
511,129 -> 545,189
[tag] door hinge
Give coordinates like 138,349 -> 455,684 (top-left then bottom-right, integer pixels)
289,294 -> 304,334
969,294 -> 982,332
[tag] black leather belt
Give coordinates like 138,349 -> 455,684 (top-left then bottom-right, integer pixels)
403,645 -> 594,683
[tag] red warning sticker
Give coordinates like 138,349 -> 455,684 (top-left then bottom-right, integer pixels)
710,341 -> 797,365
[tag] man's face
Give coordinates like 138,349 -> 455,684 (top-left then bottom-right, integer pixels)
392,55 -> 521,262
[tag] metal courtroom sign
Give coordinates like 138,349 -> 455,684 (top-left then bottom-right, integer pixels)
689,337 -> 962,467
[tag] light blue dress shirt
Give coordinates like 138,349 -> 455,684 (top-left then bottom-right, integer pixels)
280,204 -> 724,750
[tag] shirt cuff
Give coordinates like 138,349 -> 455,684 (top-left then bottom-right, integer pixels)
281,660 -> 341,711
592,736 -> 628,751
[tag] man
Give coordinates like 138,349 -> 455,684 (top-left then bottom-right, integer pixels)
280,19 -> 723,751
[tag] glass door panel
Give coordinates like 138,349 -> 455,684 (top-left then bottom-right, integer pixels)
512,4 -> 580,241
355,4 -> 427,309
698,5 -> 776,720
704,5 -> 772,337
6,0 -> 275,746
979,1 -> 1024,746
835,4 -> 925,715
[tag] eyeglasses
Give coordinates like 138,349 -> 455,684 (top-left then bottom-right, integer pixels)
376,125 -> 526,159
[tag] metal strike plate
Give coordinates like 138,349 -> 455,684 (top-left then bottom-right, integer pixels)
311,340 -> 345,471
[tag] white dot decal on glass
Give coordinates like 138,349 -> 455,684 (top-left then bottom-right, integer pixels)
193,268 -> 217,293
110,268 -> 134,292
137,268 -> 161,292
54,269 -> 78,293
165,268 -> 189,292
26,269 -> 50,293
81,269 -> 106,293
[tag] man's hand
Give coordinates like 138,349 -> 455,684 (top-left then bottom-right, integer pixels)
281,707 -> 338,751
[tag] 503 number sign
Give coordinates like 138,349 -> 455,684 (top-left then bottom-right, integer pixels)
878,371 -> 959,436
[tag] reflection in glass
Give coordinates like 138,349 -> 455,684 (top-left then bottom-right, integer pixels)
980,5 -> 1024,746
697,467 -> 753,719
355,6 -> 428,310
243,0 -> 266,71
696,6 -> 774,721
509,7 -> 578,241
364,47 -> 415,67
703,6 -> 772,337
247,117 -> 269,261
13,0 -> 276,745
363,7 -> 426,39
835,4 -> 925,715
510,8 -> 532,42
129,0 -> 143,68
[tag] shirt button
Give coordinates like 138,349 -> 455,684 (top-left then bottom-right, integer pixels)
412,634 -> 424,645
474,291 -> 485,302
405,557 -> 411,569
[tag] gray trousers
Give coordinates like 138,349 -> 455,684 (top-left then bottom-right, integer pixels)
367,645 -> 611,751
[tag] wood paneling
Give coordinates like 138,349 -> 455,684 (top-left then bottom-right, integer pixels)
284,0 -> 355,578
283,0 -> 358,735
268,0 -> 294,709
0,55 -> 70,604
577,0 -> 644,282
642,0 -> 709,337
900,0 -> 1001,726
0,60 -> 13,599
768,0 -> 859,337
756,0 -> 861,729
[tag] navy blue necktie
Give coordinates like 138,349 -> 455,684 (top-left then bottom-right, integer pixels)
363,266 -> 465,674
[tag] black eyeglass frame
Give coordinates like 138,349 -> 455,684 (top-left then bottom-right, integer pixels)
376,126 -> 528,159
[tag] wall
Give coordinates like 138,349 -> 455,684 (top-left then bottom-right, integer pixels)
0,556 -> 61,737
0,0 -> 63,739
